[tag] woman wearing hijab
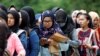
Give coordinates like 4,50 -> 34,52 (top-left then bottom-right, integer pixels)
19,10 -> 30,32
21,6 -> 40,56
39,10 -> 65,56
89,11 -> 100,29
19,10 -> 30,56
7,10 -> 19,33
71,10 -> 80,24
53,8 -> 79,56
7,10 -> 26,56
21,6 -> 36,28
89,11 -> 100,56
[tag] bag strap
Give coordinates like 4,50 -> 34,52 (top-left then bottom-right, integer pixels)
76,28 -> 82,38
87,29 -> 94,44
17,29 -> 25,36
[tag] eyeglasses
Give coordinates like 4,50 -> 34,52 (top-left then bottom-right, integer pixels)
43,20 -> 52,23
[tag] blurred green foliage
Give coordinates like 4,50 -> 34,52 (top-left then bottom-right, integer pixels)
0,0 -> 100,14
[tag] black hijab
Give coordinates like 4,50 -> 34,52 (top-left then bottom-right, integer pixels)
21,6 -> 36,28
53,8 -> 75,39
0,3 -> 7,13
0,10 -> 7,22
19,10 -> 30,32
8,10 -> 19,33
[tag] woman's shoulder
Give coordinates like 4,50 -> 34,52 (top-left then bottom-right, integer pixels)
8,32 -> 18,40
75,28 -> 82,32
76,28 -> 81,30
10,32 -> 18,37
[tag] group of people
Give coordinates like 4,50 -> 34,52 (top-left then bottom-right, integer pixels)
0,3 -> 100,56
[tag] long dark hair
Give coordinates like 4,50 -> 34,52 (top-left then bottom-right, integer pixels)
0,19 -> 11,56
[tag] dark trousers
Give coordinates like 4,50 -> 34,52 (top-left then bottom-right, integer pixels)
97,49 -> 100,56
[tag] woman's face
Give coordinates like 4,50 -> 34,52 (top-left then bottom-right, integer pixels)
78,15 -> 89,28
43,17 -> 53,29
92,17 -> 100,29
7,13 -> 15,27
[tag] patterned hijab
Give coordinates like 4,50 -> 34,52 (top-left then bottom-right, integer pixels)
39,10 -> 63,38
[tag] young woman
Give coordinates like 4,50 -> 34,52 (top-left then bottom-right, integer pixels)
89,11 -> 100,29
7,10 -> 26,56
7,10 -> 19,32
76,13 -> 98,56
21,6 -> 36,29
38,10 -> 65,56
19,10 -> 30,32
54,8 -> 79,56
21,6 -> 40,56
19,10 -> 30,56
89,11 -> 100,56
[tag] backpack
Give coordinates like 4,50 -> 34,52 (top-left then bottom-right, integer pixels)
13,29 -> 27,56
17,29 -> 26,37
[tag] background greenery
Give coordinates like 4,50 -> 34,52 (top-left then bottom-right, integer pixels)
0,0 -> 100,14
